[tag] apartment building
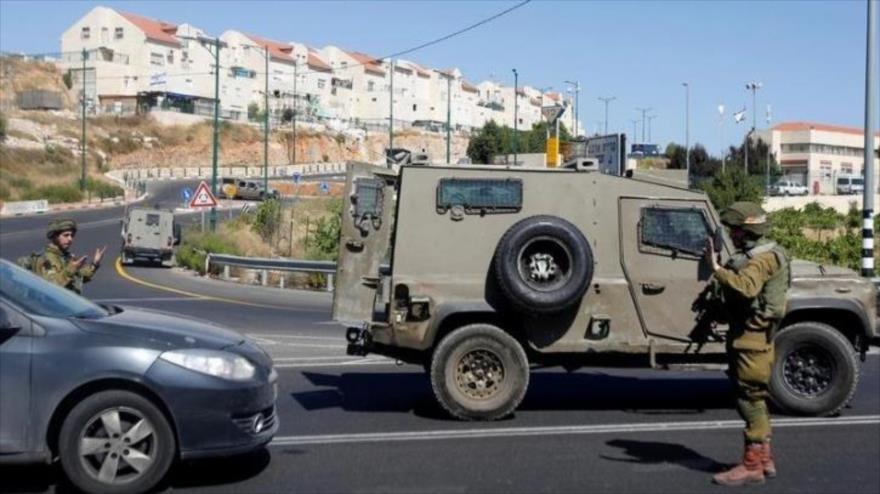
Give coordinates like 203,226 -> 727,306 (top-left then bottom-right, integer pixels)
757,122 -> 880,194
58,6 -> 566,134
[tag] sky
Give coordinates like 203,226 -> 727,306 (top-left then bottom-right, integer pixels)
0,0 -> 876,155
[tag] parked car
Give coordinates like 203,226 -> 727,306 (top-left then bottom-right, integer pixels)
120,207 -> 180,267
0,259 -> 277,494
771,180 -> 809,196
836,175 -> 865,195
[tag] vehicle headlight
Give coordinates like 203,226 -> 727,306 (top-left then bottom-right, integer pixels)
160,349 -> 256,381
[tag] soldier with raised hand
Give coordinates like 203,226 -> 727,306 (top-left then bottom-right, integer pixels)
34,219 -> 106,294
705,201 -> 791,486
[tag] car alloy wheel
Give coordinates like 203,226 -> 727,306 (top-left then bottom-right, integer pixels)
78,407 -> 157,485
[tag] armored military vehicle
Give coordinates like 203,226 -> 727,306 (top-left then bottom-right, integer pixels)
333,162 -> 878,421
120,207 -> 180,267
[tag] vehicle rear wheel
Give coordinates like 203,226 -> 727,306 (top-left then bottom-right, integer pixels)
58,390 -> 176,494
494,215 -> 592,314
430,324 -> 529,421
769,322 -> 859,416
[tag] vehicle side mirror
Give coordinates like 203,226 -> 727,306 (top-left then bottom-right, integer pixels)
0,308 -> 21,334
713,228 -> 724,253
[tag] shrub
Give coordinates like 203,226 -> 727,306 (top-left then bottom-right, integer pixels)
22,183 -> 83,204
698,168 -> 765,210
62,71 -> 73,89
252,198 -> 282,240
85,178 -> 124,199
177,230 -> 241,274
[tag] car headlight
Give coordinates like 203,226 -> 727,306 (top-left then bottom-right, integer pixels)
160,349 -> 256,381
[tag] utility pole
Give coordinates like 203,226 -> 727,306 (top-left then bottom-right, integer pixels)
565,80 -> 580,136
292,60 -> 298,165
862,0 -> 877,277
683,82 -> 690,182
629,119 -> 639,143
718,104 -> 726,173
80,48 -> 87,192
388,59 -> 394,167
745,82 -> 763,175
210,38 -> 221,231
446,73 -> 452,164
766,104 -> 772,194
647,114 -> 657,142
512,68 -> 518,166
263,45 -> 269,192
636,107 -> 652,143
598,96 -> 616,135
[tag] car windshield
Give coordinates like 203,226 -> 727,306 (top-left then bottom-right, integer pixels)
0,259 -> 107,319
853,178 -> 864,185
837,178 -> 849,185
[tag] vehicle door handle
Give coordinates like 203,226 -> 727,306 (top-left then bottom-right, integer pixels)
641,283 -> 666,295
345,239 -> 364,251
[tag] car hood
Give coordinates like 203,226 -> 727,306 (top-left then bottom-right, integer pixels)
73,306 -> 245,350
791,259 -> 859,279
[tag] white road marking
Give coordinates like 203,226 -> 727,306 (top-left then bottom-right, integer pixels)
273,357 -> 394,369
94,297 -> 200,303
251,334 -> 341,342
269,415 -> 880,447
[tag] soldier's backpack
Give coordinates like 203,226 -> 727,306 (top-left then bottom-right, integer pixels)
16,251 -> 44,272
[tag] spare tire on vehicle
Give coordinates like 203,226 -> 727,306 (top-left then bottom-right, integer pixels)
493,215 -> 593,314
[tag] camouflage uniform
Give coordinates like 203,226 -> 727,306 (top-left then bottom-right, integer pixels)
711,202 -> 790,486
33,219 -> 99,294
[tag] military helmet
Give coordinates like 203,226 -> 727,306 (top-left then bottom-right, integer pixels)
720,201 -> 768,236
46,218 -> 77,239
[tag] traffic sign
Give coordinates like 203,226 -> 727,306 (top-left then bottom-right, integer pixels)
181,186 -> 193,202
319,181 -> 330,195
292,171 -> 302,184
189,181 -> 218,208
542,105 -> 565,124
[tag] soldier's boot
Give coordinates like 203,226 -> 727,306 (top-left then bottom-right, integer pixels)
761,440 -> 776,478
712,443 -> 765,486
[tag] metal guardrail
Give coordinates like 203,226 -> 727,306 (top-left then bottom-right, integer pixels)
205,253 -> 391,292
206,253 -> 337,291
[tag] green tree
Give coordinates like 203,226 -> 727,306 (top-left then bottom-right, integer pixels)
247,102 -> 260,121
698,167 -> 765,210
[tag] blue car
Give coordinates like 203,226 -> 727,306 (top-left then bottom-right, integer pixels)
0,259 -> 277,494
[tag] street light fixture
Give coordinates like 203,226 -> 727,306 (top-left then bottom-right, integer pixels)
178,34 -> 228,232
565,80 -> 580,137
745,82 -> 762,174
598,96 -> 616,135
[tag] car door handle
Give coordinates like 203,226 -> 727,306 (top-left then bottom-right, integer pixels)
641,283 -> 666,295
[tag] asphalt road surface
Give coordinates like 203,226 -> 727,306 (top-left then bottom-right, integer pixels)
1,181 -> 878,493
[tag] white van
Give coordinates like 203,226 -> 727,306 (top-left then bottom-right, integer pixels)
836,175 -> 864,195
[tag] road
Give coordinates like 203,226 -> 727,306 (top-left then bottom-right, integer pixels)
1,181 -> 878,493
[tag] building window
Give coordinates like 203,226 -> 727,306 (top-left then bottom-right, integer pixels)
115,27 -> 124,39
372,97 -> 377,102
841,163 -> 853,175
317,79 -> 326,89
101,27 -> 109,44
412,104 -> 417,112
81,27 -> 90,40
150,53 -> 165,66
167,50 -> 174,64
367,80 -> 375,92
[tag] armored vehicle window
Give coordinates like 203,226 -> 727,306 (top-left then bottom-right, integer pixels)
145,213 -> 161,227
641,207 -> 709,256
354,178 -> 384,217
436,178 -> 522,214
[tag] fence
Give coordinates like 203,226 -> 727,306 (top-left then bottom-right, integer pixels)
206,253 -> 337,291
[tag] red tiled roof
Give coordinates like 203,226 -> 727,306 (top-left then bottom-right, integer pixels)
119,11 -> 181,47
462,80 -> 479,93
244,34 -> 295,63
346,51 -> 385,76
408,62 -> 432,79
307,47 -> 332,72
773,121 -> 880,137
545,92 -> 561,102
394,65 -> 413,74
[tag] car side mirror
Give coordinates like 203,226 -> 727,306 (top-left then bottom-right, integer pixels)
0,308 -> 21,334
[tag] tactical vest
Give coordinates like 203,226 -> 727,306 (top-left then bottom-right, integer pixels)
728,238 -> 791,321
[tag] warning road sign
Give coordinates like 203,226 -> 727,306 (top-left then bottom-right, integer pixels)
542,105 -> 565,124
189,181 -> 218,208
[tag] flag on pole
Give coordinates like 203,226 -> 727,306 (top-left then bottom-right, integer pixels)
733,107 -> 747,123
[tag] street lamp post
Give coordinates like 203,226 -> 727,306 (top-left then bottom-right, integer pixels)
80,48 -> 87,192
629,119 -> 639,143
565,80 -> 580,136
263,45 -> 269,192
292,60 -> 298,165
512,68 -> 518,166
598,96 -> 616,135
647,114 -> 657,143
766,104 -> 772,194
861,0 -> 876,277
682,82 -> 690,181
446,73 -> 452,164
389,59 -> 394,167
745,82 -> 763,175
636,107 -> 652,143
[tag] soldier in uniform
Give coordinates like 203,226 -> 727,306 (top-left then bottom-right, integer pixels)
705,201 -> 791,486
34,219 -> 106,294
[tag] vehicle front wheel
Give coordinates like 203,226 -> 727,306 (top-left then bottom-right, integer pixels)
58,390 -> 176,494
430,324 -> 529,421
769,322 -> 859,416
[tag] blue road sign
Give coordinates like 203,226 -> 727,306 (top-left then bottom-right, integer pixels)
320,181 -> 330,194
181,186 -> 193,202
292,172 -> 302,185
